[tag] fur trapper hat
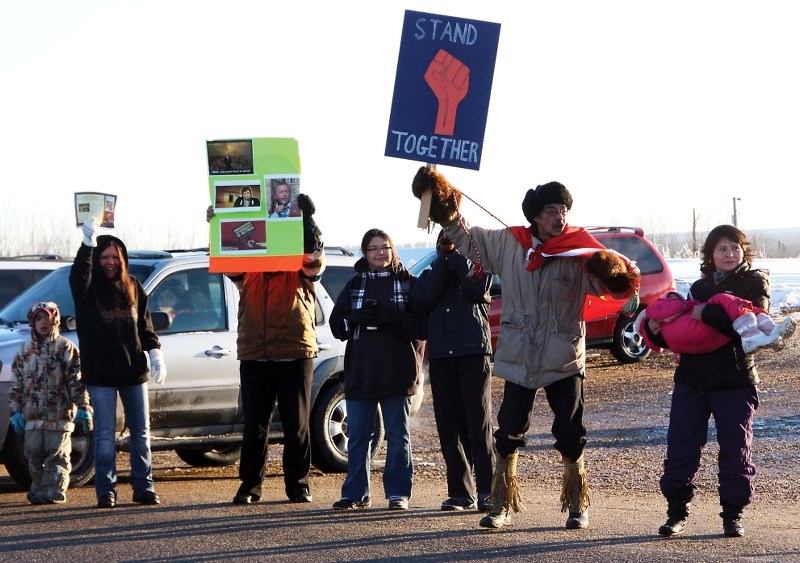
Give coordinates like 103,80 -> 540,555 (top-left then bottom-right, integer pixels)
522,182 -> 573,223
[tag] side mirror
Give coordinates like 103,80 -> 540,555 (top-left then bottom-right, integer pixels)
150,311 -> 171,332
62,316 -> 78,331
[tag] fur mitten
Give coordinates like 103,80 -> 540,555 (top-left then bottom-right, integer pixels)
412,166 -> 462,224
585,250 -> 640,294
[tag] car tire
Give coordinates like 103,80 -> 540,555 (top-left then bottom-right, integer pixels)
175,445 -> 242,467
610,311 -> 651,364
4,423 -> 95,489
310,379 -> 384,473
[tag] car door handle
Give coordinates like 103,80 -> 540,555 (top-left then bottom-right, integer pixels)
317,342 -> 331,351
205,345 -> 232,357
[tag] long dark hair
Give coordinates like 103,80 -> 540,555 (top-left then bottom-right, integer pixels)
95,240 -> 136,306
360,228 -> 401,270
699,224 -> 755,276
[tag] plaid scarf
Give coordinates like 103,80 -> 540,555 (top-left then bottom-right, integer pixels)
350,268 -> 411,340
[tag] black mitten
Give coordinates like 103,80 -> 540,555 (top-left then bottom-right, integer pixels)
585,250 -> 639,294
372,305 -> 404,326
298,194 -> 323,253
412,166 -> 462,224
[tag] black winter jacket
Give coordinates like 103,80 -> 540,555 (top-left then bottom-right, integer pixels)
411,248 -> 492,360
69,239 -> 160,387
330,259 -> 426,400
648,263 -> 769,391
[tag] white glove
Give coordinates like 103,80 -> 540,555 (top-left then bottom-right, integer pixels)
82,217 -> 97,247
148,348 -> 167,384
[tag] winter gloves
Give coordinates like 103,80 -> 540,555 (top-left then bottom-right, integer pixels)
11,410 -> 94,433
10,412 -> 24,434
148,349 -> 167,385
75,407 -> 93,431
585,250 -> 640,295
298,194 -> 323,253
348,304 -> 404,327
82,217 -> 98,247
412,166 -> 462,224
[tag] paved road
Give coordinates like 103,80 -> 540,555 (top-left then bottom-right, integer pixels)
2,346 -> 799,562
1,443 -> 799,561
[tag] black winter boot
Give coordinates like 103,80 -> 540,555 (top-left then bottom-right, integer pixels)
720,501 -> 745,537
658,486 -> 695,537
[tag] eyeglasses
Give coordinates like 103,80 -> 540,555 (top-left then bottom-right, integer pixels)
367,246 -> 392,254
542,206 -> 569,217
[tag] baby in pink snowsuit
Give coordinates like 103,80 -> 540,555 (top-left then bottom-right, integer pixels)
635,291 -> 794,355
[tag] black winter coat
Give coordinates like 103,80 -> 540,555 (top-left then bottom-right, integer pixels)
330,259 -> 426,400
411,249 -> 492,360
69,241 -> 160,387
650,263 -> 769,391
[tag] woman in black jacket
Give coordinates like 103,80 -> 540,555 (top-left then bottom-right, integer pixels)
69,219 -> 166,509
329,228 -> 427,511
644,225 -> 767,538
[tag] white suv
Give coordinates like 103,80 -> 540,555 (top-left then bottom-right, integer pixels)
0,255 -> 68,309
0,247 -> 423,488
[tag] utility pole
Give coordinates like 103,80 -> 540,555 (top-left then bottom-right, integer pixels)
732,197 -> 741,227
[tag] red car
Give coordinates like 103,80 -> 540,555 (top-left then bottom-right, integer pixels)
410,226 -> 675,364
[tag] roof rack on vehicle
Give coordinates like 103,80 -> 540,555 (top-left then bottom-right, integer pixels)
325,246 -> 355,256
1,254 -> 65,260
585,226 -> 645,237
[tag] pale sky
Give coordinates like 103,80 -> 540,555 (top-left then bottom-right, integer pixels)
2,1 -> 798,252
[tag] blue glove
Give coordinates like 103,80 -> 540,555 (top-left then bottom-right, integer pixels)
10,412 -> 24,434
75,408 -> 93,431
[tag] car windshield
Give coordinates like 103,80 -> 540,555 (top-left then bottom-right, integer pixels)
0,264 -> 151,325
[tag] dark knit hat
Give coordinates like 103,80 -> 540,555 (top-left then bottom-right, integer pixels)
521,182 -> 573,223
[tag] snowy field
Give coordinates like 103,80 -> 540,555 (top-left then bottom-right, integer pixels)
669,259 -> 800,313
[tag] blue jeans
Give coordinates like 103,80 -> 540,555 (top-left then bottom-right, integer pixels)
341,396 -> 413,502
87,383 -> 154,498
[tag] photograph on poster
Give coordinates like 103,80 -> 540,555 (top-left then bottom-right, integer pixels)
265,175 -> 302,219
213,180 -> 262,212
207,139 -> 254,175
74,192 -> 118,228
219,219 -> 267,253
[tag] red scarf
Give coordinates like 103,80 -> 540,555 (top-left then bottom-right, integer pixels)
508,225 -> 636,321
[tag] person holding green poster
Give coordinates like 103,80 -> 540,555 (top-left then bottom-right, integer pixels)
206,195 -> 324,505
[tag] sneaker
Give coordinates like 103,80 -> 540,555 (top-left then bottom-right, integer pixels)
97,492 -> 116,509
332,497 -> 371,510
28,494 -> 55,505
441,496 -> 477,511
771,316 -> 797,340
741,330 -> 781,353
388,496 -> 409,510
659,516 -> 688,536
132,490 -> 160,505
566,509 -> 589,529
477,493 -> 492,513
723,518 -> 745,537
288,487 -> 313,503
479,505 -> 511,529
232,494 -> 260,505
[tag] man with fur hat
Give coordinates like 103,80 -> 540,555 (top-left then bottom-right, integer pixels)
412,167 -> 640,530
10,301 -> 92,504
